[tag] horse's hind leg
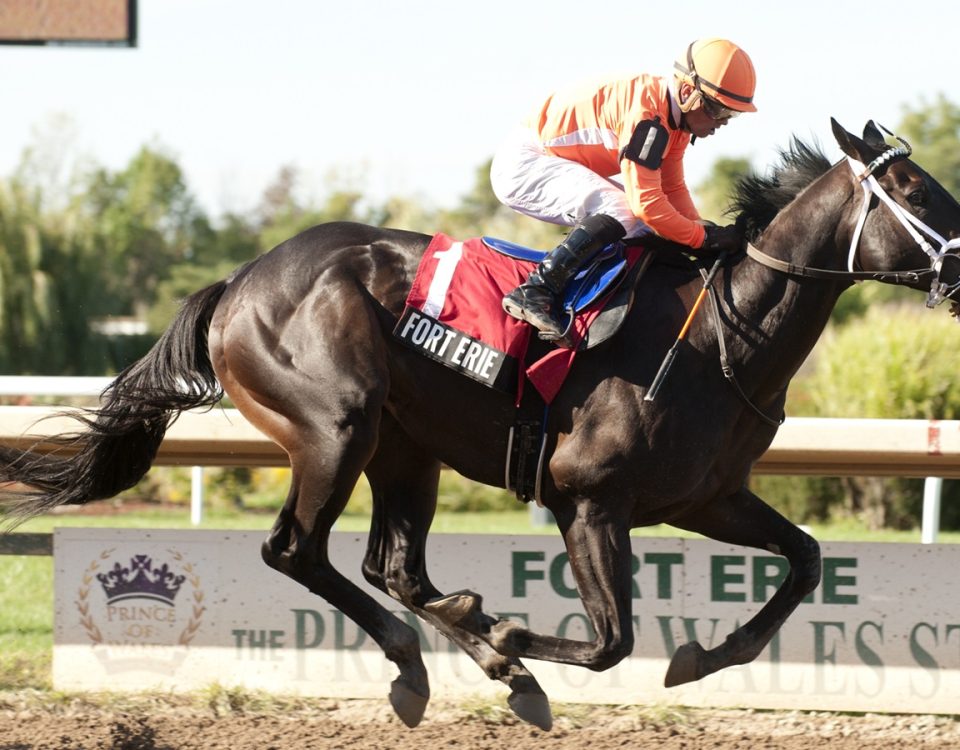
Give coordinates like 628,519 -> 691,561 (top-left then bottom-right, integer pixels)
212,267 -> 431,725
260,442 -> 431,727
663,486 -> 822,687
361,416 -> 552,731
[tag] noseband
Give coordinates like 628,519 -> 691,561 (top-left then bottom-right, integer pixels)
747,130 -> 960,306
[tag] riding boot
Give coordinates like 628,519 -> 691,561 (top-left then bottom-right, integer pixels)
502,214 -> 626,340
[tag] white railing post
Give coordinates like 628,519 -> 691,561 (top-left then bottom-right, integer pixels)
190,466 -> 205,526
922,477 -> 943,544
529,504 -> 554,527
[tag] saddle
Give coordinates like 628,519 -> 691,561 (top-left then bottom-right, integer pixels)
395,232 -> 653,404
481,236 -> 653,350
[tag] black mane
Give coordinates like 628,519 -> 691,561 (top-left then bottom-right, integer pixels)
730,137 -> 833,241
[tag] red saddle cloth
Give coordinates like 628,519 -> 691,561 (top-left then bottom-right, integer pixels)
394,233 -> 641,404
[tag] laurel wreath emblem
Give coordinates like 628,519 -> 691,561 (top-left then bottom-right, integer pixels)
169,548 -> 205,645
76,548 -> 112,644
75,547 -> 205,646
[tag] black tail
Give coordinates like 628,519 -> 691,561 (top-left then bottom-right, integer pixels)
0,279 -> 229,526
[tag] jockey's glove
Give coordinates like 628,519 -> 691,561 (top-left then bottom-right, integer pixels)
700,224 -> 744,253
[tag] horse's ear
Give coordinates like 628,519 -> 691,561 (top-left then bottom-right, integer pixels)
831,117 -> 877,164
862,120 -> 888,150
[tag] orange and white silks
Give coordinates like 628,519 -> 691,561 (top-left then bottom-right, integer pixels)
490,74 -> 706,248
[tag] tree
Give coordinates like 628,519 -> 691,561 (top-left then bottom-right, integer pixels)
0,179 -> 48,372
256,165 -> 375,252
790,305 -> 960,529
694,156 -> 753,224
898,94 -> 960,197
84,145 -> 205,316
0,120 -> 105,373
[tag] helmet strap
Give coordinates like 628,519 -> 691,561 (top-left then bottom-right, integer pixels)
673,43 -> 701,114
674,79 -> 701,115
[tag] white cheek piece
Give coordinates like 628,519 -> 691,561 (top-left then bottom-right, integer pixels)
846,150 -> 960,307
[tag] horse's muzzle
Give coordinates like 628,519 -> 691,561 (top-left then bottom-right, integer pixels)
939,254 -> 960,300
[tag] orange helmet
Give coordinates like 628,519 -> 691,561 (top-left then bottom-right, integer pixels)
674,38 -> 757,115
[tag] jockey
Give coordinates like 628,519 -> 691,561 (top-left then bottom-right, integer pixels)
491,38 -> 757,342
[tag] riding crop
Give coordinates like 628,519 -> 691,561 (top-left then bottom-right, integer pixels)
644,250 -> 728,402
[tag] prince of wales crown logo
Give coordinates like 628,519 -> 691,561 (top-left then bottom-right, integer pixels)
96,554 -> 186,605
75,548 -> 205,668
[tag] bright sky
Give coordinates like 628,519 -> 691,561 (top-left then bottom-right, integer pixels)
4,0 -> 959,220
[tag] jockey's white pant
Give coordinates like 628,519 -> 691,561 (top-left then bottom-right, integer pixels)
489,127 -> 652,239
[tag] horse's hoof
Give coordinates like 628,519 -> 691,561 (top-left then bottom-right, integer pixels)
508,691 -> 553,731
389,679 -> 429,728
664,641 -> 706,687
423,590 -> 482,626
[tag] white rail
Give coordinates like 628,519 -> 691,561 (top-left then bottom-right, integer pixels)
1,375 -> 957,540
0,376 -> 113,396
3,406 -> 958,474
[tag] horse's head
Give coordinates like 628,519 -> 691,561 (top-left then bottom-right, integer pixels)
832,118 -> 960,308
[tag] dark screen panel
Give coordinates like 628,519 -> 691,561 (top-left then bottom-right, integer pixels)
0,0 -> 136,47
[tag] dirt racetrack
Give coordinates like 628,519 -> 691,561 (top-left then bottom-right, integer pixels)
1,695 -> 959,750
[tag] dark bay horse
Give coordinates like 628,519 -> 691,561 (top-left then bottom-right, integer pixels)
4,120 -> 960,730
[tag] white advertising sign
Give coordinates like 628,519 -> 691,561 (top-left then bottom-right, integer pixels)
53,529 -> 960,713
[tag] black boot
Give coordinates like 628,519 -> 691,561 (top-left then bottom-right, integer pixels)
502,214 -> 626,341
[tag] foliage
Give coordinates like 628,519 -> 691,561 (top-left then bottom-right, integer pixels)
785,305 -> 960,529
898,93 -> 960,197
437,472 -> 516,513
694,156 -> 753,224
829,283 -> 913,327
749,474 -> 841,526
802,305 -> 960,419
0,179 -> 49,372
84,145 -> 204,316
256,165 -> 377,251
0,135 -> 213,373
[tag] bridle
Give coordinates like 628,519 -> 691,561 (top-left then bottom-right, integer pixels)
746,130 -> 960,307
708,128 -> 960,427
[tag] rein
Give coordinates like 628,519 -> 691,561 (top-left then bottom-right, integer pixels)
745,244 -> 933,285
698,261 -> 785,427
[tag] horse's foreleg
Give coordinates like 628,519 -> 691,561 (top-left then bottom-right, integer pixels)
428,503 -> 637,673
362,423 -> 552,731
663,486 -> 822,687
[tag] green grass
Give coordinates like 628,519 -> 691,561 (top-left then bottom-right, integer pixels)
18,505 -> 960,541
0,554 -> 53,689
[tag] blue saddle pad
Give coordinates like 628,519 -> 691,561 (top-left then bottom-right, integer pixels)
481,236 -> 628,314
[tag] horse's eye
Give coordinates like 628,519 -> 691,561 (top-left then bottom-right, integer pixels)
907,188 -> 927,208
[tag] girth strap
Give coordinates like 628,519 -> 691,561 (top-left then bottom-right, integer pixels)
745,243 -> 934,285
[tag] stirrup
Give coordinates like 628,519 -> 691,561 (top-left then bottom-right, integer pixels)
502,290 -> 564,338
538,307 -> 576,344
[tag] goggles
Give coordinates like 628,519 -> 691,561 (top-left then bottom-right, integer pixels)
700,95 -> 741,121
